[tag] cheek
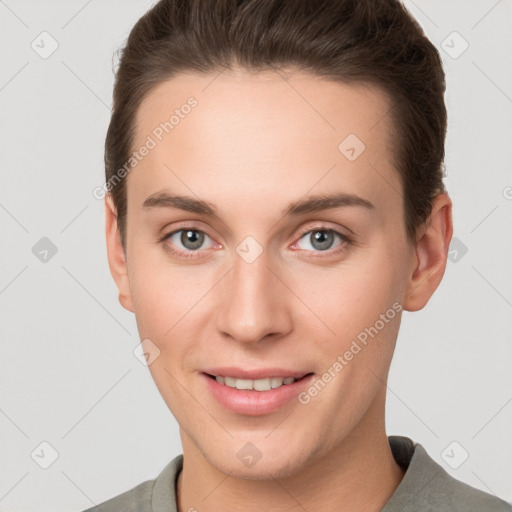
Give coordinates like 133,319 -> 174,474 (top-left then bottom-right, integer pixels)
126,252 -> 173,342
127,228 -> 407,354
289,247 -> 406,405
126,241 -> 196,321
296,258 -> 403,419
292,251 -> 403,337
126,248 -> 216,377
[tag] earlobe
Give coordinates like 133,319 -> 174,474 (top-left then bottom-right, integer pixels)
105,194 -> 135,313
403,193 -> 453,312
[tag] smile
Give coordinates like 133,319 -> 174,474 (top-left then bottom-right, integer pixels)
202,371 -> 315,415
208,374 -> 300,391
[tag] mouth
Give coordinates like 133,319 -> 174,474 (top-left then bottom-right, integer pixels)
201,371 -> 316,415
204,372 -> 314,392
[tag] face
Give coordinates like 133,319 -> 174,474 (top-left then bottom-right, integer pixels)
106,68 -> 449,479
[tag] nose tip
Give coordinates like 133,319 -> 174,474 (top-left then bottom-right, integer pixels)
214,254 -> 292,345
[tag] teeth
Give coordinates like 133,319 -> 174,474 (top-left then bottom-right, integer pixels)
215,375 -> 298,391
253,378 -> 271,391
235,378 -> 253,390
271,377 -> 283,388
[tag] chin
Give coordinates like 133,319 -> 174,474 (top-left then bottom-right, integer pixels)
202,441 -> 315,481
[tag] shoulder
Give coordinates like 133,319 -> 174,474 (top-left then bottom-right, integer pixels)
430,471 -> 512,511
385,436 -> 511,512
80,454 -> 183,512
81,479 -> 154,512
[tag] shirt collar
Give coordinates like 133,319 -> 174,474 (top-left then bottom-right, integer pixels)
149,436 -> 442,512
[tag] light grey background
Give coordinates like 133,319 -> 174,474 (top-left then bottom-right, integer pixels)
1,1 -> 511,510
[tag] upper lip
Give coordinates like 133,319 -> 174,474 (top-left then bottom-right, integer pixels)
202,367 -> 312,380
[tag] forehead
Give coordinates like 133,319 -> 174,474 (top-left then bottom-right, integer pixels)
128,68 -> 400,216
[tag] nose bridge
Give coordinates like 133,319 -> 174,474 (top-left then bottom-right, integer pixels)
216,243 -> 290,344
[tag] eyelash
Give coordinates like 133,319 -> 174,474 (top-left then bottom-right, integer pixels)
159,224 -> 353,259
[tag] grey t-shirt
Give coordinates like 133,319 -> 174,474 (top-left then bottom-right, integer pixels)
82,436 -> 511,511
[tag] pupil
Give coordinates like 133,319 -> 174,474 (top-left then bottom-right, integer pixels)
181,230 -> 204,250
312,230 -> 333,250
179,230 -> 334,251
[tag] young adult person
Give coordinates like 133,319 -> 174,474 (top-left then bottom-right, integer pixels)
84,0 -> 511,510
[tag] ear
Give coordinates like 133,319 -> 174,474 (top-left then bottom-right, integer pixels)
105,194 -> 135,313
403,193 -> 453,312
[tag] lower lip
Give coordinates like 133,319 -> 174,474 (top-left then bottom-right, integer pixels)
202,372 -> 315,416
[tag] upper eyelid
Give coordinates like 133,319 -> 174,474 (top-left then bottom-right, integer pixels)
296,225 -> 350,240
292,228 -> 352,251
162,224 -> 351,250
160,223 -> 215,243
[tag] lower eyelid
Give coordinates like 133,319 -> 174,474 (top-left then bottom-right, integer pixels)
293,227 -> 352,254
164,229 -> 215,251
162,227 -> 351,256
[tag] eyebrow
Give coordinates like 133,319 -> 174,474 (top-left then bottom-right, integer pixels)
142,191 -> 375,217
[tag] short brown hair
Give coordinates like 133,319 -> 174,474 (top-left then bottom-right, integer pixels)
105,0 -> 447,249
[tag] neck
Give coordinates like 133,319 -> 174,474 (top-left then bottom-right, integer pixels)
176,392 -> 405,512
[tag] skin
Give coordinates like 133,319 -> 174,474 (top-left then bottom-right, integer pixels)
105,67 -> 453,512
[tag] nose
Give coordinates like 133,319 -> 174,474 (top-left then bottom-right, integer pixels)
215,247 -> 293,345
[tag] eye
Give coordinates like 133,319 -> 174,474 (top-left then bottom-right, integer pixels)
160,225 -> 352,259
162,228 -> 215,256
293,228 -> 351,254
